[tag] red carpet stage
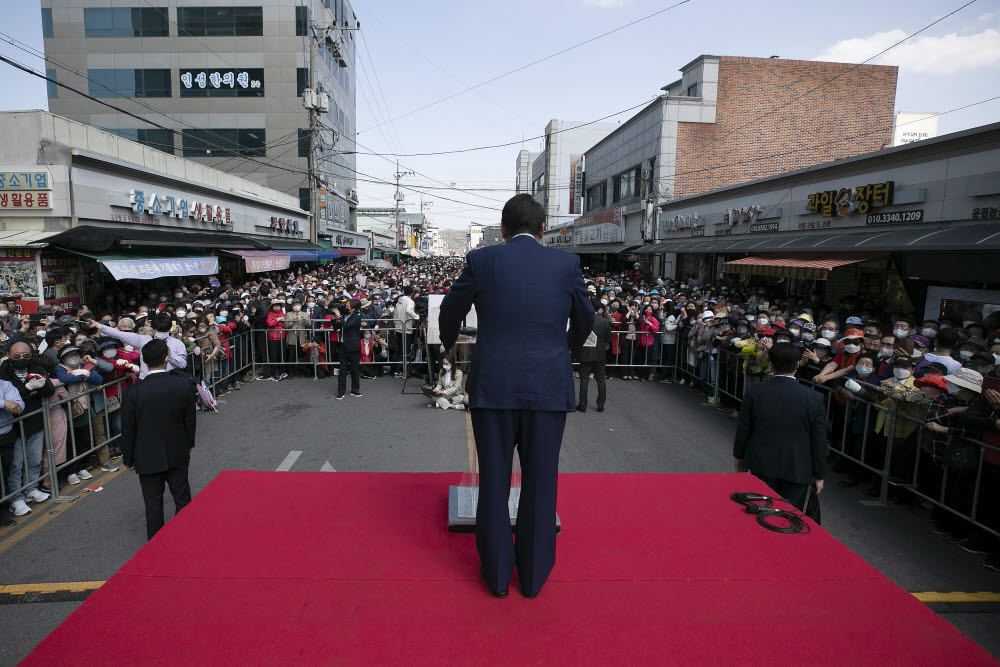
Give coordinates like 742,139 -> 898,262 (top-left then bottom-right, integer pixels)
25,472 -> 996,665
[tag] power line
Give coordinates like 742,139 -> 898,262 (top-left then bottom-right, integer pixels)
358,0 -> 693,135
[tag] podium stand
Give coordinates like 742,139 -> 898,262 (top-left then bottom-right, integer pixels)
447,445 -> 561,533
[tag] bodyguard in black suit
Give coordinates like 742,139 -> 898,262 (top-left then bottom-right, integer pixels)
440,194 -> 593,599
577,303 -> 610,413
121,339 -> 197,541
332,299 -> 362,399
733,343 -> 828,510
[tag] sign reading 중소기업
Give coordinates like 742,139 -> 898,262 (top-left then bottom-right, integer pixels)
0,171 -> 49,191
804,181 -> 894,218
130,190 -> 231,227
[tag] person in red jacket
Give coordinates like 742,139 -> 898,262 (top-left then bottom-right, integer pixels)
214,318 -> 236,393
265,299 -> 288,381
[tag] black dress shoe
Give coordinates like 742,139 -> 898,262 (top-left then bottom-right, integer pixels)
576,405 -> 586,413
480,566 -> 508,598
596,406 -> 605,412
521,589 -> 539,599
0,516 -> 16,528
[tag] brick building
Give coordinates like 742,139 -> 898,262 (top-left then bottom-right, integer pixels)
673,56 -> 899,198
563,54 -> 898,272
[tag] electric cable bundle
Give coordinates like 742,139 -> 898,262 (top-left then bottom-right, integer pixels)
730,492 -> 810,534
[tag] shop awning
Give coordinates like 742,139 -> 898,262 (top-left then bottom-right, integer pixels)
721,255 -> 876,280
330,247 -> 364,257
222,249 -> 291,273
64,248 -> 219,281
285,250 -> 322,262
633,223 -> 1000,255
313,250 -> 341,259
0,230 -> 59,247
35,225 -> 270,253
265,239 -> 326,251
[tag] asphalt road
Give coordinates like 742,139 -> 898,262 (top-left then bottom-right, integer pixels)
1,372 -> 997,662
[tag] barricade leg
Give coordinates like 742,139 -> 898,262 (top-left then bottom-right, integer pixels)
860,410 -> 895,508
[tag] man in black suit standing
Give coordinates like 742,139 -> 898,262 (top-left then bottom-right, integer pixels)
577,301 -> 610,413
440,194 -> 593,600
332,298 -> 362,400
733,342 -> 827,511
121,339 -> 197,541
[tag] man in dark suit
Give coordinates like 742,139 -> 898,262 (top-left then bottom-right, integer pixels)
577,301 -> 610,413
121,339 -> 197,541
440,194 -> 593,600
332,298 -> 362,400
733,342 -> 827,511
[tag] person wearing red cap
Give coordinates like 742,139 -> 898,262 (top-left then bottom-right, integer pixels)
813,328 -> 865,386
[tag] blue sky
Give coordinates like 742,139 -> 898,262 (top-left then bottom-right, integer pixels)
1,0 -> 998,228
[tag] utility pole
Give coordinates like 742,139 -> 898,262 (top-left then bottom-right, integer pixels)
393,160 -> 413,251
307,21 -> 318,245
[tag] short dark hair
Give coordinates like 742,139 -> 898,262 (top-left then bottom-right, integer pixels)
402,285 -> 413,296
152,312 -> 173,332
935,328 -> 959,349
141,339 -> 170,368
769,342 -> 801,374
500,193 -> 545,238
348,299 -> 360,312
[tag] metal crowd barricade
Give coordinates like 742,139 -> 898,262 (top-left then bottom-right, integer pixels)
0,375 -> 131,508
692,346 -> 1000,540
250,317 -> 407,382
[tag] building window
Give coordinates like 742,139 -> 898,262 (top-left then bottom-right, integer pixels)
41,8 -> 53,38
586,182 -> 606,212
88,69 -> 172,98
297,67 -> 310,97
295,5 -> 309,36
613,165 -> 641,203
298,129 -> 310,158
179,68 -> 264,97
685,83 -> 699,97
46,69 -> 57,98
176,6 -> 263,37
182,129 -> 266,157
83,8 -> 169,38
105,128 -> 175,154
299,187 -> 310,213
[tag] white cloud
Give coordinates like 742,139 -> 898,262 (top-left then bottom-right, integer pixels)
584,0 -> 625,6
977,12 -> 996,22
814,28 -> 1000,75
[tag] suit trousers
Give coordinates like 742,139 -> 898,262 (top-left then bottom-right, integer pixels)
753,473 -> 810,513
139,465 -> 192,541
338,349 -> 361,396
578,361 -> 606,409
471,408 -> 566,597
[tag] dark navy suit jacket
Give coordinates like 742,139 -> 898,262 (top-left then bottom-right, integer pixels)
732,375 -> 828,484
439,235 -> 594,412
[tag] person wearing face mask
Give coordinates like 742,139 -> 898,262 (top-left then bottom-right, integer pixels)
868,355 -> 923,490
0,342 -> 55,519
608,300 -> 624,373
90,312 -> 187,379
42,328 -> 71,362
921,320 -> 939,341
359,327 -> 388,379
892,319 -> 913,341
959,337 -> 989,368
657,300 -> 678,382
813,328 -> 865,386
818,320 -> 839,343
331,299 -> 363,399
282,298 -> 310,378
425,355 -> 466,410
55,345 -> 105,485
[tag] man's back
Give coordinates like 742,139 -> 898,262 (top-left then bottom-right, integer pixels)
121,373 -> 196,475
440,235 -> 593,411
733,376 -> 827,484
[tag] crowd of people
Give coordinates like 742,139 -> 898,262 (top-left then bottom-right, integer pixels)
0,257 -> 997,572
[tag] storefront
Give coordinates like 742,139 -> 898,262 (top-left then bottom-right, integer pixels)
0,111 -> 316,311
635,121 -> 1000,315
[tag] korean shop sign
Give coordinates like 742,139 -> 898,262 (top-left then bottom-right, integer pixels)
804,181 -> 894,218
129,190 -> 232,227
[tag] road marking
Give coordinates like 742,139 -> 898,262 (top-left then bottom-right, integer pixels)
913,592 -> 1000,603
275,451 -> 302,471
320,461 -> 336,472
0,467 -> 126,557
0,581 -> 106,595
